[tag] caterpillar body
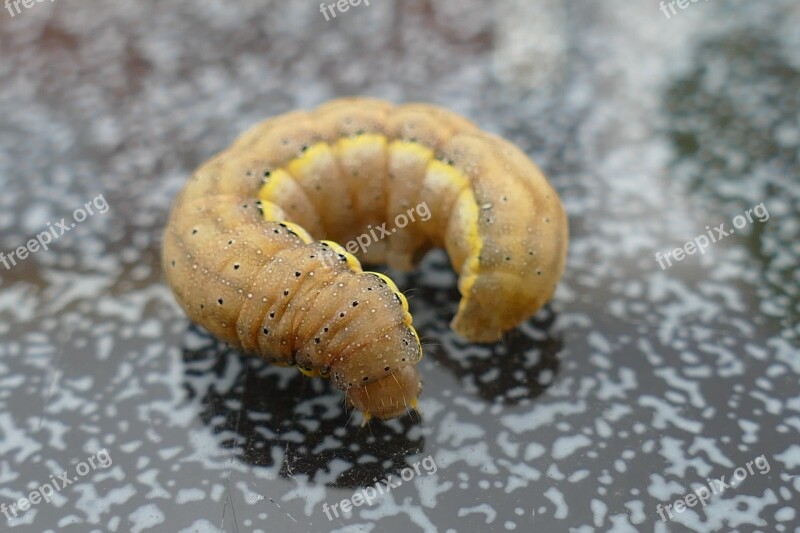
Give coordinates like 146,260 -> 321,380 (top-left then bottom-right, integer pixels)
163,98 -> 568,421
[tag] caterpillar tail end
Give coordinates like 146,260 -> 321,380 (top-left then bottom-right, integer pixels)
451,271 -> 552,343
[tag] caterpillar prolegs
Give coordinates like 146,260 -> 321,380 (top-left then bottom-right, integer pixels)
163,98 -> 568,421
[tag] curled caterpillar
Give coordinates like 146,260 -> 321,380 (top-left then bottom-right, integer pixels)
163,98 -> 568,421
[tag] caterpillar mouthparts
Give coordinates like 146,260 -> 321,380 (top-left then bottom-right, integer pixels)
163,97 -> 568,422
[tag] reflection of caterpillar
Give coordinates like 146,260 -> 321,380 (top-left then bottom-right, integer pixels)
163,98 -> 568,421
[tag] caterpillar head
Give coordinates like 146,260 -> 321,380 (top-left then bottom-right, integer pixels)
348,364 -> 421,421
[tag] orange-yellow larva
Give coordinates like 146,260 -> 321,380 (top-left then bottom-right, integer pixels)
162,97 -> 568,421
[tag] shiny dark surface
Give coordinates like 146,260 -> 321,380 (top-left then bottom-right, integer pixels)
0,1 -> 798,532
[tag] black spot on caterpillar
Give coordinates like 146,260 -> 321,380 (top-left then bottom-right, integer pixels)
163,97 -> 569,421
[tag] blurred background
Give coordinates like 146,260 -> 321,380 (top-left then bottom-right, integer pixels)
0,1 -> 798,531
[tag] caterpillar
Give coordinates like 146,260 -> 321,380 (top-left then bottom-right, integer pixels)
163,97 -> 568,422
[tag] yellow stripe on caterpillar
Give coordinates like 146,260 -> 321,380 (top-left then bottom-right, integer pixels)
257,168 -> 296,202
426,159 -> 470,191
286,142 -> 331,178
364,271 -> 410,314
319,240 -> 363,271
334,133 -> 388,160
388,139 -> 435,162
297,365 -> 320,378
278,221 -> 313,244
